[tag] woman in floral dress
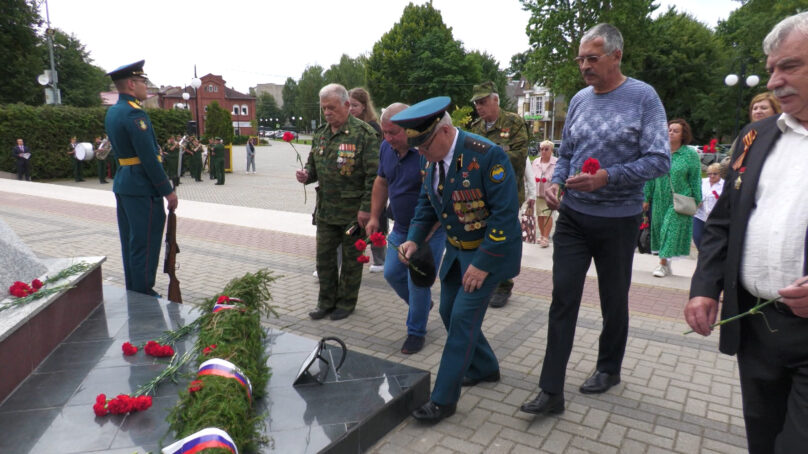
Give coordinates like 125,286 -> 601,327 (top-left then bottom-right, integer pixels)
643,119 -> 702,277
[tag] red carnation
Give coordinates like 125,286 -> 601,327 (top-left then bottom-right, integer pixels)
283,131 -> 295,142
188,380 -> 204,393
354,239 -> 368,251
535,177 -> 540,182
144,340 -> 174,358
31,279 -> 43,290
202,344 -> 217,355
541,177 -> 547,183
369,232 -> 387,247
713,190 -> 720,199
133,395 -> 152,411
217,295 -> 229,304
357,255 -> 370,264
122,342 -> 138,356
93,401 -> 108,417
581,158 -> 600,175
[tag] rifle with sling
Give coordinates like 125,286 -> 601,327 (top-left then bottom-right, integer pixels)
164,209 -> 182,303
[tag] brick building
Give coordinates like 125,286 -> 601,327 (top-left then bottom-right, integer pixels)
159,74 -> 256,136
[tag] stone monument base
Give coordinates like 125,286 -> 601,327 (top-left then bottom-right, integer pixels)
0,257 -> 105,403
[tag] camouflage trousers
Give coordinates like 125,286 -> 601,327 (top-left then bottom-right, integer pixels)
316,223 -> 364,311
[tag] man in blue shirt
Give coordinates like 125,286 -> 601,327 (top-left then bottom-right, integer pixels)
367,103 -> 446,355
520,23 -> 670,416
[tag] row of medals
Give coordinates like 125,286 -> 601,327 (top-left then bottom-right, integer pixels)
452,189 -> 489,232
337,152 -> 356,176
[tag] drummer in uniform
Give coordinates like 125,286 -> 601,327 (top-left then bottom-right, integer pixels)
104,60 -> 178,296
396,97 -> 522,423
68,136 -> 84,182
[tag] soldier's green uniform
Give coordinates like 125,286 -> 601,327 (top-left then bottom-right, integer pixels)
469,81 -> 529,307
190,141 -> 203,181
212,140 -> 225,185
303,114 -> 380,313
164,140 -> 180,187
104,60 -> 173,296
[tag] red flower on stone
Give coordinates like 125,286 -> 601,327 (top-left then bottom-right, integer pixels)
9,281 -> 33,298
93,394 -> 108,417
283,131 -> 295,142
144,340 -> 174,358
354,239 -> 367,251
133,395 -> 152,412
369,232 -> 387,247
202,344 -> 217,355
122,342 -> 139,356
357,255 -> 370,264
581,158 -> 600,175
31,279 -> 43,290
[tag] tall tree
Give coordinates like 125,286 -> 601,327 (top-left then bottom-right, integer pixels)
205,101 -> 234,143
635,9 -> 727,142
366,2 -> 479,108
0,0 -> 44,104
519,0 -> 658,101
281,77 -> 298,122
324,54 -> 367,90
47,29 -> 108,107
296,65 -> 325,127
255,92 -> 282,124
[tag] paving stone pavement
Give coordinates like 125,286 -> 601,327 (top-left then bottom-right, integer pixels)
0,151 -> 748,453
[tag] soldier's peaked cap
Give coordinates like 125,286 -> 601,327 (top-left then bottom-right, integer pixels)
106,60 -> 147,81
391,96 -> 451,147
470,81 -> 497,103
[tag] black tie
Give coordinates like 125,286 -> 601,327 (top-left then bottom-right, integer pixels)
437,161 -> 446,196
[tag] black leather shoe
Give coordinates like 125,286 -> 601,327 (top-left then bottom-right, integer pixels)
519,391 -> 564,415
462,370 -> 500,387
488,290 -> 511,308
308,308 -> 333,320
401,335 -> 425,354
329,308 -> 353,320
412,401 -> 456,423
580,371 -> 621,394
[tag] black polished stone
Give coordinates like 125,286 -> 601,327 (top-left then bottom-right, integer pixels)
0,285 -> 430,453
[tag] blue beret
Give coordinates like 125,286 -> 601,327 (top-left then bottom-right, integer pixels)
390,96 -> 451,147
107,60 -> 147,81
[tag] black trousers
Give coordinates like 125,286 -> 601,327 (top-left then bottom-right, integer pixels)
16,158 -> 30,181
538,206 -> 641,394
737,287 -> 808,454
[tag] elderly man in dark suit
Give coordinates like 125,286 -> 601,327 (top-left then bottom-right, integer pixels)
685,11 -> 808,454
12,138 -> 31,181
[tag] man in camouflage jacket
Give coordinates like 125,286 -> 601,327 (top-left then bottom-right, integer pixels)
296,83 -> 380,320
469,81 -> 529,308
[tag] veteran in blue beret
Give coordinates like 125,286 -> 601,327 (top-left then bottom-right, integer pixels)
396,96 -> 522,423
105,60 -> 178,296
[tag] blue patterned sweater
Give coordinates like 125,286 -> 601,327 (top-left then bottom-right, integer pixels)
554,77 -> 671,217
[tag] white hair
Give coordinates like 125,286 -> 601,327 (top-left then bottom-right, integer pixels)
763,11 -> 808,55
581,23 -> 624,54
319,83 -> 349,103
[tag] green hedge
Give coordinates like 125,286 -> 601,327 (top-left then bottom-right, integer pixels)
0,103 -> 190,180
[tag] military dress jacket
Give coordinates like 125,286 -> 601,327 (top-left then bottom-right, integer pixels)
470,110 -> 529,204
105,93 -> 172,197
304,115 -> 380,226
407,129 -> 522,282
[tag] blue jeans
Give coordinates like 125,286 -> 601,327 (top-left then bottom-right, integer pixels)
384,229 -> 446,337
692,217 -> 705,250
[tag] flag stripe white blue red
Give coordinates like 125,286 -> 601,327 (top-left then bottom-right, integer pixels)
197,359 -> 252,402
161,427 -> 238,454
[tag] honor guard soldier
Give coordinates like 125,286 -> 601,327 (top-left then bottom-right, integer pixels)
211,137 -> 226,185
396,97 -> 522,423
105,60 -> 178,296
469,81 -> 529,308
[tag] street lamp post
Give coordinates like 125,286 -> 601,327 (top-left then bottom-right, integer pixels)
190,69 -> 202,137
724,60 -> 760,140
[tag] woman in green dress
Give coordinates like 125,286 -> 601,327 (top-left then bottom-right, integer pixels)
643,119 -> 702,277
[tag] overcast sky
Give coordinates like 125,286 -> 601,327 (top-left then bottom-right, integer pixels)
40,0 -> 739,93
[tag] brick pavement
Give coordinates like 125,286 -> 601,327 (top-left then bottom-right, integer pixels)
0,164 -> 748,453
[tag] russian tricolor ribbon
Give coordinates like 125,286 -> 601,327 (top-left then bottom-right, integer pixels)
212,303 -> 238,313
161,427 -> 238,454
197,359 -> 252,402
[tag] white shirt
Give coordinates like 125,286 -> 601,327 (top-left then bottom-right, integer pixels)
524,157 -> 537,200
432,128 -> 458,195
741,113 -> 808,299
694,178 -> 724,221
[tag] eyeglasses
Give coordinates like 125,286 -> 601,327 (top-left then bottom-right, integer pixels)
574,52 -> 613,66
707,173 -> 719,176
472,97 -> 489,106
